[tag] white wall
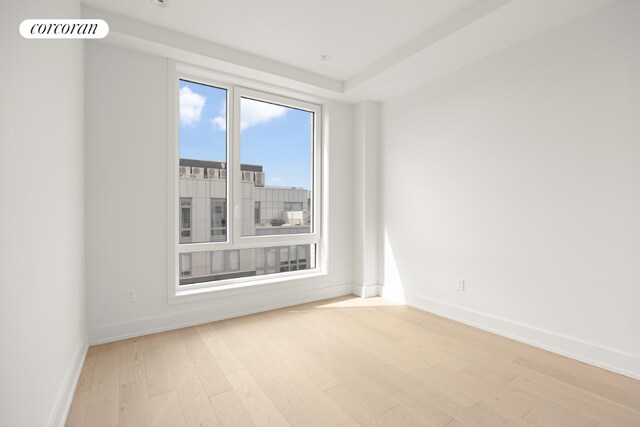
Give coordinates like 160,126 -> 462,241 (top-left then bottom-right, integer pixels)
0,1 -> 87,426
380,0 -> 640,378
85,42 -> 354,343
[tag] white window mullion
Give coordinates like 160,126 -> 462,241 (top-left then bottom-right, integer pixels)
231,87 -> 242,246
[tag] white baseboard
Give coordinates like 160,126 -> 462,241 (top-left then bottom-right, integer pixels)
90,283 -> 353,345
352,283 -> 381,298
48,331 -> 89,427
381,287 -> 640,380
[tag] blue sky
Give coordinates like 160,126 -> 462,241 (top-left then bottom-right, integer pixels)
179,80 -> 312,189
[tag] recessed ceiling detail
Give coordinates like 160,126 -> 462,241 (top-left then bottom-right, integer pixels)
82,0 -> 615,102
83,0 -> 478,80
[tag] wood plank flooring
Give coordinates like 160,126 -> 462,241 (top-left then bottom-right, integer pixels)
66,296 -> 640,426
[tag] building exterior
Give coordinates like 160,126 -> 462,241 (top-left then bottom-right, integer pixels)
178,159 -> 314,285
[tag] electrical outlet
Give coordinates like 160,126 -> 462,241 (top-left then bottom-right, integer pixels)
457,279 -> 465,291
127,288 -> 137,303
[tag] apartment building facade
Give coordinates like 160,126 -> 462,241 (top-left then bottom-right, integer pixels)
178,159 -> 313,285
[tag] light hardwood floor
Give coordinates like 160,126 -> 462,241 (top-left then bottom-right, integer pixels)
66,296 -> 640,426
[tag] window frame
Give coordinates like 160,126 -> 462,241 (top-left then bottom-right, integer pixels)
232,87 -> 322,243
168,63 -> 324,299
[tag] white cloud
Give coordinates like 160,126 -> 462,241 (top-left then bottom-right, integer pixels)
180,86 -> 206,126
240,98 -> 287,130
211,116 -> 226,131
210,101 -> 227,131
210,98 -> 287,131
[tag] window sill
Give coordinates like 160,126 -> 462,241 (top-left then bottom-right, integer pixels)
169,269 -> 328,305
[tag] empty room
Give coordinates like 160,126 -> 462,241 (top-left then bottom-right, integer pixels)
1,0 -> 639,426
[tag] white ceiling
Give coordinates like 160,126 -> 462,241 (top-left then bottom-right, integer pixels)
82,0 -> 478,81
83,0 -> 616,102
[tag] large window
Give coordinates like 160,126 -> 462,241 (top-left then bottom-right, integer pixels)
171,70 -> 322,292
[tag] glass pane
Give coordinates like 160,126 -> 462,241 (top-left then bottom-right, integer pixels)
266,248 -> 277,273
178,244 -> 316,286
180,198 -> 191,238
178,79 -> 227,244
256,248 -> 265,269
228,250 -> 239,271
239,97 -> 313,236
254,201 -> 261,224
179,253 -> 191,276
211,251 -> 224,273
210,198 -> 226,242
